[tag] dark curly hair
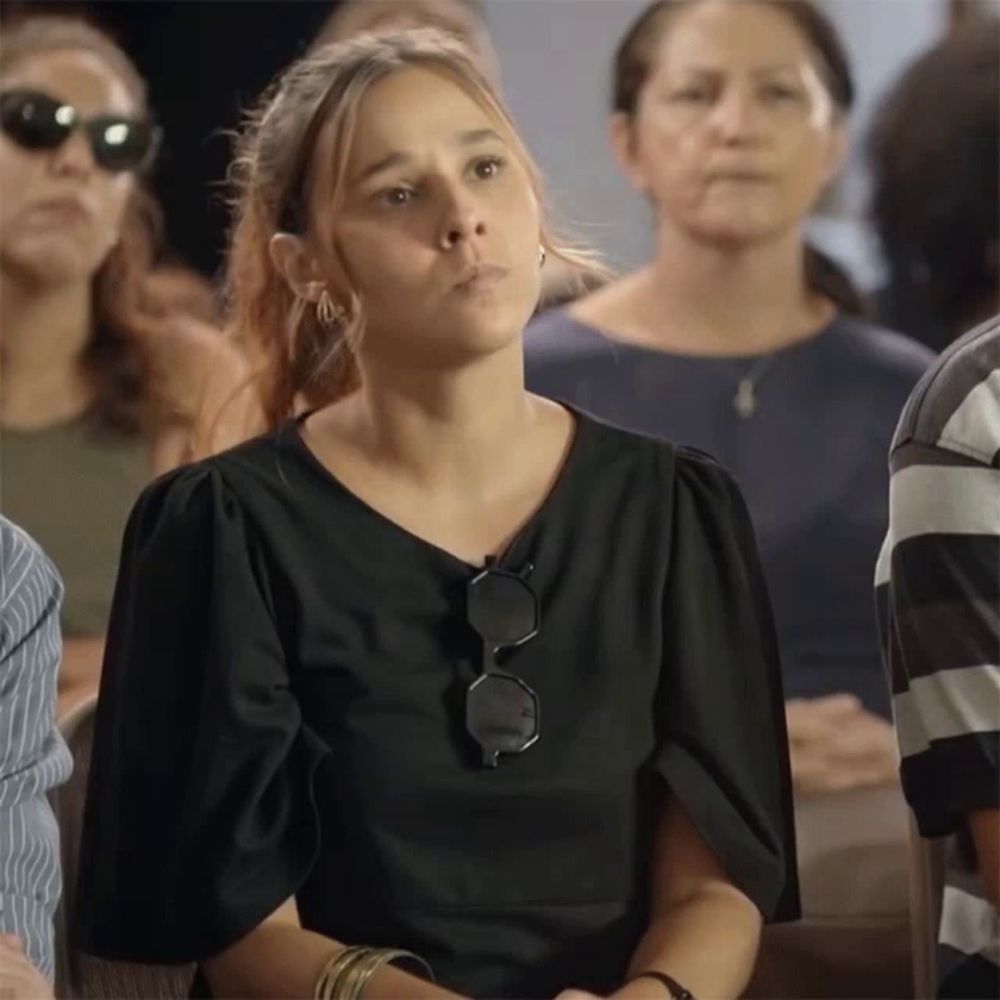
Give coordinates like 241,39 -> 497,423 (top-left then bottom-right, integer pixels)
868,24 -> 999,351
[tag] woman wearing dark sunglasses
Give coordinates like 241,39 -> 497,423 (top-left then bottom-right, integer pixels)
80,30 -> 798,1000
0,16 -> 254,717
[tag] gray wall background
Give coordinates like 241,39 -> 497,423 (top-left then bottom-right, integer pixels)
482,0 -> 950,289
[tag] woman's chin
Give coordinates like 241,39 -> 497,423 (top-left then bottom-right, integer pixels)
688,214 -> 792,251
2,236 -> 104,287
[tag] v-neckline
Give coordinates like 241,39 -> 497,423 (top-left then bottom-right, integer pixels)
284,402 -> 590,574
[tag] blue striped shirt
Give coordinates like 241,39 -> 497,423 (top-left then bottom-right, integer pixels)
0,515 -> 73,981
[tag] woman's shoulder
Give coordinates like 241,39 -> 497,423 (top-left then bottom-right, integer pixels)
131,424 -> 295,535
525,307 -> 611,362
525,276 -> 644,362
827,313 -> 935,382
149,319 -> 263,435
572,406 -> 736,495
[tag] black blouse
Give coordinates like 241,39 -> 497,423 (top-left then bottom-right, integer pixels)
78,408 -> 799,999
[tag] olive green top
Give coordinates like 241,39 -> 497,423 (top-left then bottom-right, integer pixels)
0,416 -> 150,636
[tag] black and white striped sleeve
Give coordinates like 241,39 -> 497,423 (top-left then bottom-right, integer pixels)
0,516 -> 73,981
876,320 -> 1000,838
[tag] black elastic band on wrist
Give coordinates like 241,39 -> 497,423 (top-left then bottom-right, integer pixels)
629,970 -> 695,1000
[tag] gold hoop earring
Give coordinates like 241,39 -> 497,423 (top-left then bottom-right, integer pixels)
317,289 -> 347,329
538,245 -> 547,268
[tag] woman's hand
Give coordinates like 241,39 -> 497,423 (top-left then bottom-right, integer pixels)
0,934 -> 53,1000
786,694 -> 899,795
553,978 -> 679,1000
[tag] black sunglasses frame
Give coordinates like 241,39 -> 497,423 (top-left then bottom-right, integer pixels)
0,89 -> 161,174
465,558 -> 541,769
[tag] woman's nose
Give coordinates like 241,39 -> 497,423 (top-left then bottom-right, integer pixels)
50,128 -> 97,177
438,189 -> 487,250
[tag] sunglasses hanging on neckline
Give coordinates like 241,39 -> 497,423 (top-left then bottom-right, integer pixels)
0,89 -> 160,173
465,557 -> 541,769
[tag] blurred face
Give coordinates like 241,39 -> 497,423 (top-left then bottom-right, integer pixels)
617,0 -> 846,247
0,49 -> 137,286
302,66 -> 542,371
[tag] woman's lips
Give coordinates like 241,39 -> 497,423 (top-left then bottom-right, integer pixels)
453,263 -> 510,292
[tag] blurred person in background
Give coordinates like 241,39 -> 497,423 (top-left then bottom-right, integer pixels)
0,514 -> 71,1000
868,24 -> 999,354
0,16 -> 254,717
312,0 -> 501,83
525,1 -> 934,995
876,314 -> 999,999
78,30 -> 799,1000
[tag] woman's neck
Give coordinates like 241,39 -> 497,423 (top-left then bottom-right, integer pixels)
583,224 -> 835,357
1,271 -> 95,429
326,339 -> 541,491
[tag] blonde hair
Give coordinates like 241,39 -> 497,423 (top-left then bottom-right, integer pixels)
226,28 -> 604,430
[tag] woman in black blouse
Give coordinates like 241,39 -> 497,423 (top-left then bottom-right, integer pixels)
79,30 -> 798,1000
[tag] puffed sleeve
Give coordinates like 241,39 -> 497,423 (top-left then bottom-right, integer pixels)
77,464 -> 330,963
655,447 -> 800,923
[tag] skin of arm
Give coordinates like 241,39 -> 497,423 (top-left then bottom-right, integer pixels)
968,809 -> 1000,909
56,636 -> 105,719
201,901 -> 466,1000
0,936 -> 52,1000
557,798 -> 763,1000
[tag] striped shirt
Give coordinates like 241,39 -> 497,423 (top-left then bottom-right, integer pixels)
0,515 -> 72,981
876,316 -> 1000,997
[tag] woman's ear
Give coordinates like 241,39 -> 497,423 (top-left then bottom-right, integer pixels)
269,232 -> 325,302
610,111 -> 650,196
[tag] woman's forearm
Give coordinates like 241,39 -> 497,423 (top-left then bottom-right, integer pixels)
57,637 -> 104,718
616,886 -> 762,1000
202,920 -> 465,1000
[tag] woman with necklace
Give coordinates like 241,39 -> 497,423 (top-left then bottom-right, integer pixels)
526,5 -> 933,992
526,0 -> 932,788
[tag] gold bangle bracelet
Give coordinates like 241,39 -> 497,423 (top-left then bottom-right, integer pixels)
328,948 -> 375,1000
313,947 -> 370,1000
345,948 -> 411,1000
314,945 -> 436,1000
337,947 -> 436,1000
337,949 -> 385,1000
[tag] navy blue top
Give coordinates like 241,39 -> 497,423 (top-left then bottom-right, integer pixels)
526,311 -> 933,717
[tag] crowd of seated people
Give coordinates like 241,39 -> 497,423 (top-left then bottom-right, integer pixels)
0,2 -> 995,999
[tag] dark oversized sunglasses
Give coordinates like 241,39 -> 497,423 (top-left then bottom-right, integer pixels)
0,89 -> 160,173
465,558 -> 540,769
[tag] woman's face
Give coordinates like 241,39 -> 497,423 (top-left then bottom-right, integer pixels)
618,0 -> 846,247
0,48 -> 137,285
309,65 -> 542,371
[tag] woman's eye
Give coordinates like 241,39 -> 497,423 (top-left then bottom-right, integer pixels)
761,84 -> 800,103
472,156 -> 505,180
671,89 -> 712,104
376,186 -> 416,207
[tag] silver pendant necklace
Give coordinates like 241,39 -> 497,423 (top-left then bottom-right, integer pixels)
731,354 -> 778,419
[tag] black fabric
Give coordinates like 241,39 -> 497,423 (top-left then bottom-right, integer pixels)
889,534 -> 1000,613
899,732 -> 1000,839
78,409 -> 798,999
938,946 -> 1000,999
